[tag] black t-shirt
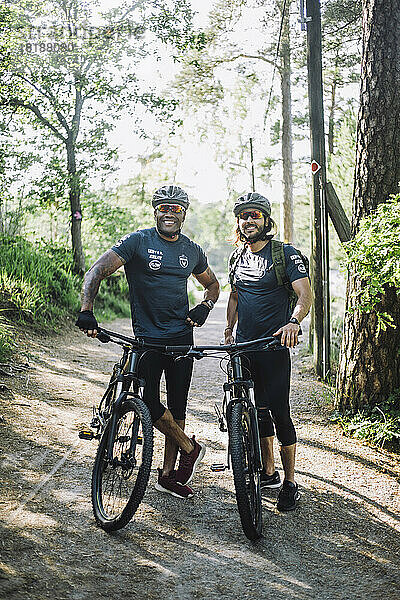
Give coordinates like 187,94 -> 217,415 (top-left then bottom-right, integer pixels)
112,228 -> 208,339
232,242 -> 307,342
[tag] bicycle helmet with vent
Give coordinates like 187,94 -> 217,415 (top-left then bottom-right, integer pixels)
152,185 -> 189,210
233,192 -> 271,217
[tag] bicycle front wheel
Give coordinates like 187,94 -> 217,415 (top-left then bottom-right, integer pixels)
91,397 -> 153,531
228,401 -> 262,540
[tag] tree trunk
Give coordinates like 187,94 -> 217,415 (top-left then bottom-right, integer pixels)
280,0 -> 294,243
327,50 -> 340,155
66,136 -> 85,275
336,0 -> 400,412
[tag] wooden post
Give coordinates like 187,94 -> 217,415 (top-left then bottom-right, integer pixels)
325,182 -> 351,242
306,0 -> 331,379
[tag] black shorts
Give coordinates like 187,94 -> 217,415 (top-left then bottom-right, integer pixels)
137,331 -> 194,423
244,348 -> 296,446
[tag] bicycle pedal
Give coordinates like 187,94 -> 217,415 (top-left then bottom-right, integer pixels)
210,463 -> 227,472
78,429 -> 95,440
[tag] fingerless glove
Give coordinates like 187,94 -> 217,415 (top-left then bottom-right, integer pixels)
75,310 -> 98,331
186,303 -> 210,327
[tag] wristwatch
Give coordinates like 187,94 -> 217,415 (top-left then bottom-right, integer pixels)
288,317 -> 300,326
202,299 -> 215,310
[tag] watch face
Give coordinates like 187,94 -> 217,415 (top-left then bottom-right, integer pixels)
206,300 -> 214,309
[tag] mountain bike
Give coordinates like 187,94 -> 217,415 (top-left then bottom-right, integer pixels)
166,335 -> 280,541
79,330 -> 154,531
79,329 -> 279,538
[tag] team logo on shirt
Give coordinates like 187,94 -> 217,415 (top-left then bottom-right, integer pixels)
290,254 -> 306,274
149,259 -> 162,270
148,248 -> 163,270
179,254 -> 189,268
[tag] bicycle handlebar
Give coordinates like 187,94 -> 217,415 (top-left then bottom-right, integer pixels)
96,328 -> 282,354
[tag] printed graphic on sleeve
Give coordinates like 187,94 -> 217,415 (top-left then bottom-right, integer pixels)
290,254 -> 307,274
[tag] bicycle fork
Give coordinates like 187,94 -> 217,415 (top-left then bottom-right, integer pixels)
211,381 -> 263,474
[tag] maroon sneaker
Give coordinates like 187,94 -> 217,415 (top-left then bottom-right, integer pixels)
175,436 -> 206,485
154,469 -> 194,499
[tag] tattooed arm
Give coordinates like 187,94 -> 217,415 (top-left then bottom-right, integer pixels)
81,249 -> 125,311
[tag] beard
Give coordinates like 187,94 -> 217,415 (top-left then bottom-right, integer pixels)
240,222 -> 264,241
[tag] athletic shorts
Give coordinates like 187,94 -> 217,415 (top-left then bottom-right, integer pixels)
243,348 -> 297,446
137,331 -> 194,423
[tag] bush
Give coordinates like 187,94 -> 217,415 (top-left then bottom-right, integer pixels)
342,195 -> 400,331
0,236 -> 131,359
95,271 -> 131,322
0,236 -> 79,324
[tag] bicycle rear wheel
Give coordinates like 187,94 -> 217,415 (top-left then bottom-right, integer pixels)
228,401 -> 262,540
91,397 -> 153,531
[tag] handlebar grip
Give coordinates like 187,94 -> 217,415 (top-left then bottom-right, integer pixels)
97,331 -> 111,344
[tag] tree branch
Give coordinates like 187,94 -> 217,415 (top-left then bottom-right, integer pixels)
7,98 -> 67,142
213,53 -> 281,73
13,71 -> 70,134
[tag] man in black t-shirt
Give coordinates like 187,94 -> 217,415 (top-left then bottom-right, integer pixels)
224,192 -> 312,511
76,185 -> 220,499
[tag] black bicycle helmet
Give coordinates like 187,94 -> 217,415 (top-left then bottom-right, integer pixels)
152,185 -> 189,210
233,192 -> 271,217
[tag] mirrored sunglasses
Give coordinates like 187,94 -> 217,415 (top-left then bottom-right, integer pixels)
157,204 -> 185,214
239,209 -> 263,220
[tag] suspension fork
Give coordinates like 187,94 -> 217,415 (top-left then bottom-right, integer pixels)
106,349 -> 141,461
228,354 -> 263,472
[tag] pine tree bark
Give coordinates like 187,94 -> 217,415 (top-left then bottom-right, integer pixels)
336,0 -> 400,412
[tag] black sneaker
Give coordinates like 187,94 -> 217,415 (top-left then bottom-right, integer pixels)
277,480 -> 300,511
260,470 -> 281,489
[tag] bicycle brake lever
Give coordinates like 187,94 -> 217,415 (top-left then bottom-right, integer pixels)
175,349 -> 204,361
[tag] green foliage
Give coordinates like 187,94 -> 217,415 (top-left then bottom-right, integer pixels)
0,235 -> 131,358
332,390 -> 400,448
0,319 -> 14,361
0,235 -> 78,360
0,236 -> 79,324
342,196 -> 400,330
95,272 -> 131,323
327,105 -> 356,266
270,120 -> 280,146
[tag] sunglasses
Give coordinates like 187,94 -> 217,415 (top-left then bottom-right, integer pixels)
157,204 -> 185,214
239,209 -> 264,220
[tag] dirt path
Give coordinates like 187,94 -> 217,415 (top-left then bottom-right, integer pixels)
1,302 -> 400,600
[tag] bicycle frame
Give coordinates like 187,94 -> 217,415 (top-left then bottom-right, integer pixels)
92,342 -> 146,464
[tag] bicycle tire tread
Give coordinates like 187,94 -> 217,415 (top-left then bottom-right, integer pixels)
91,397 -> 153,532
228,402 -> 262,541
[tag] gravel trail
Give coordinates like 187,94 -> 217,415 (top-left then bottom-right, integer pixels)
0,301 -> 399,600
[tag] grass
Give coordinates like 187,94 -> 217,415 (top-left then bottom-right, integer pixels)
331,390 -> 400,449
